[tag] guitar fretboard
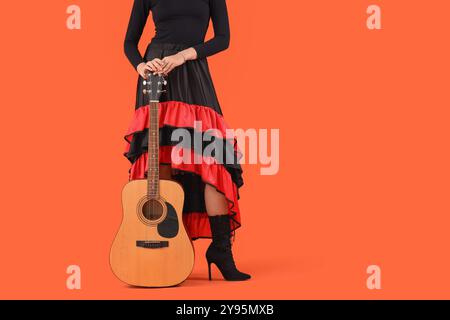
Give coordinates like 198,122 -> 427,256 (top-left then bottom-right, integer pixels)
147,101 -> 160,198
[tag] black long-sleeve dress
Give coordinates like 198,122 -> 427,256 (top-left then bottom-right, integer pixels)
122,0 -> 244,240
124,0 -> 230,68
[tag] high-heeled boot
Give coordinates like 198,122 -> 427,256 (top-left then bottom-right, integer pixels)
206,215 -> 251,281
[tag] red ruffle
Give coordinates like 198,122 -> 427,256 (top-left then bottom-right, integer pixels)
129,146 -> 241,239
124,101 -> 239,147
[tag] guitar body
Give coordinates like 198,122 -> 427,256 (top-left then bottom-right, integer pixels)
110,179 -> 195,287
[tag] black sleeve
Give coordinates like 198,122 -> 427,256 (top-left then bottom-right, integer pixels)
124,0 -> 152,70
192,0 -> 230,59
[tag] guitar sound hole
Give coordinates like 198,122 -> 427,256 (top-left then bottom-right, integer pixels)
142,199 -> 164,222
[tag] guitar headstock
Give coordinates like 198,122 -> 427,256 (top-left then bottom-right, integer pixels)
142,71 -> 167,102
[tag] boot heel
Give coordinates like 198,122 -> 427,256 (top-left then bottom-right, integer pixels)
207,261 -> 212,281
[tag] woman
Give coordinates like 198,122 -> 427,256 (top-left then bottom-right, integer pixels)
122,0 -> 250,281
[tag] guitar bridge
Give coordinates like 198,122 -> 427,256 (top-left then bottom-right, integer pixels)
136,240 -> 169,249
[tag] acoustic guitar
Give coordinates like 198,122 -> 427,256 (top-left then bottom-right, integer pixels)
110,72 -> 195,287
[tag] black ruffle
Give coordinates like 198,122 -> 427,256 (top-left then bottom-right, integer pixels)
124,125 -> 244,189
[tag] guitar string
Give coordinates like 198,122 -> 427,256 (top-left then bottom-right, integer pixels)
147,74 -> 160,238
148,74 -> 154,240
145,73 -> 166,241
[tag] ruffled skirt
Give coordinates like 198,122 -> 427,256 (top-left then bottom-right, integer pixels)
123,41 -> 244,240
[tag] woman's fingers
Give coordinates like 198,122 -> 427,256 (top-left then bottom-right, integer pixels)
167,65 -> 175,74
148,60 -> 165,71
161,57 -> 170,66
152,58 -> 165,68
162,61 -> 174,74
143,56 -> 179,76
147,58 -> 165,72
144,63 -> 154,74
145,62 -> 155,72
146,61 -> 158,72
139,67 -> 149,79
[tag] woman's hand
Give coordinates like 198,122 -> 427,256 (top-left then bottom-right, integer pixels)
136,58 -> 165,78
160,53 -> 187,75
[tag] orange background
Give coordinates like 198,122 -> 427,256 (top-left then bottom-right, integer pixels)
0,0 -> 449,299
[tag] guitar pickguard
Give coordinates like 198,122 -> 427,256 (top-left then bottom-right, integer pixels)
157,201 -> 179,238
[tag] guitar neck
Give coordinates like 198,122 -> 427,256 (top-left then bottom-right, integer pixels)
147,101 -> 160,198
